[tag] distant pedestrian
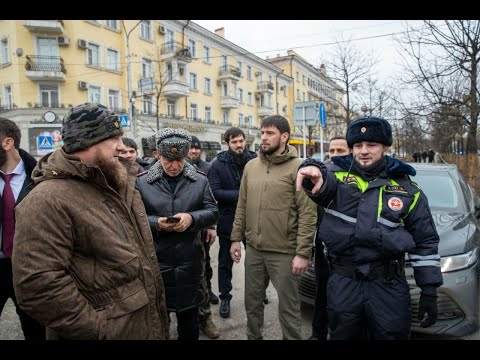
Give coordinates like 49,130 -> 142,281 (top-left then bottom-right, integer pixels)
421,151 -> 428,163
413,152 -> 419,163
428,149 -> 435,163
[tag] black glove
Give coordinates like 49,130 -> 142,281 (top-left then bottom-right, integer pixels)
417,293 -> 438,328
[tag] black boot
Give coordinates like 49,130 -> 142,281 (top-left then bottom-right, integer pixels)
219,299 -> 230,318
209,289 -> 219,305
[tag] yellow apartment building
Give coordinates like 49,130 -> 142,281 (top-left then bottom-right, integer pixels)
0,20 -> 343,159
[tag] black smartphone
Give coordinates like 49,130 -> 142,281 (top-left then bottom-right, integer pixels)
166,216 -> 180,223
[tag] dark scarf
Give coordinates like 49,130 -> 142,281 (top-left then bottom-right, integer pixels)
355,157 -> 386,181
332,154 -> 416,179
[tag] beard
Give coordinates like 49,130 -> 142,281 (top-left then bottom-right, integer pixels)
260,141 -> 280,156
95,153 -> 128,192
0,146 -> 6,168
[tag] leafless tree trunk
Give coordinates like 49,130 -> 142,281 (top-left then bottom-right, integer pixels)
325,35 -> 378,126
395,20 -> 480,153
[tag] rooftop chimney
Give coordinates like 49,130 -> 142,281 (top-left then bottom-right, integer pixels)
215,27 -> 225,38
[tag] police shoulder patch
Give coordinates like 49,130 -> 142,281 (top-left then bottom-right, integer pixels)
385,185 -> 407,193
137,170 -> 148,177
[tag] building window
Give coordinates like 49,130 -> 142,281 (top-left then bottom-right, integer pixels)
283,85 -> 287,97
204,78 -> 211,94
247,66 -> 252,80
302,75 -> 305,85
248,115 -> 253,128
239,113 -> 244,127
105,20 -> 118,30
88,85 -> 101,103
167,99 -> 175,117
108,89 -> 121,111
40,84 -> 59,107
1,37 -> 9,65
204,106 -> 212,122
223,110 -> 229,125
87,43 -> 100,67
296,89 -> 300,100
142,58 -> 152,78
222,83 -> 228,97
203,46 -> 210,63
188,39 -> 196,58
296,71 -> 299,82
238,88 -> 243,103
190,73 -> 197,90
140,21 -> 152,40
303,91 -> 306,101
238,61 -> 242,77
190,103 -> 198,120
3,85 -> 12,109
166,63 -> 173,81
247,92 -> 252,105
106,49 -> 119,71
143,95 -> 153,115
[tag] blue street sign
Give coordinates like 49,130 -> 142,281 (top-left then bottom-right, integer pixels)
119,115 -> 129,128
38,135 -> 53,151
319,102 -> 327,128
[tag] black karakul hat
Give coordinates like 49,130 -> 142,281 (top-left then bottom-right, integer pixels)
155,128 -> 192,160
346,117 -> 393,148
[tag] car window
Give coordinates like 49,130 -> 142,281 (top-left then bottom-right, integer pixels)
411,170 -> 464,211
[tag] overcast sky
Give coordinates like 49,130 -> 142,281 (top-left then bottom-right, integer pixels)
193,20 -> 422,84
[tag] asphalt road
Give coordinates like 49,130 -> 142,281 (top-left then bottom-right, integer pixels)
2,238 -> 479,340
0,239 -> 314,340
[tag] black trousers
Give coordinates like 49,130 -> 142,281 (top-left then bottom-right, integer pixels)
0,258 -> 45,340
218,236 -> 234,301
174,307 -> 199,341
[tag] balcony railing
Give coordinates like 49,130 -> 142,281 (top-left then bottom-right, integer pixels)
257,81 -> 274,92
25,55 -> 66,73
161,41 -> 192,61
218,65 -> 241,77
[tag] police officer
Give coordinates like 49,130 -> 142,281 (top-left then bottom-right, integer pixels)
296,117 -> 443,340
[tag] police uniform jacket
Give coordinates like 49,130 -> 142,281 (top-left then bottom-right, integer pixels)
300,155 -> 443,293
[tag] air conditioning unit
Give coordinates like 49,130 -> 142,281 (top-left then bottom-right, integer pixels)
78,81 -> 88,90
282,105 -> 287,112
57,36 -> 70,46
77,39 -> 87,49
216,80 -> 222,86
158,25 -> 166,35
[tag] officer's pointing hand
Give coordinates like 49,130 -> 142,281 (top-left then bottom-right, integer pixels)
296,166 -> 323,194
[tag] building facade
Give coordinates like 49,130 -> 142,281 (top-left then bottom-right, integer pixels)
0,20 -> 343,159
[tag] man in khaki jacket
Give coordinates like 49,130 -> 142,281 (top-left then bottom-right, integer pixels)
12,102 -> 169,340
230,115 -> 317,340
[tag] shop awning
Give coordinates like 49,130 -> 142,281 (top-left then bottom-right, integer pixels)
208,141 -> 222,150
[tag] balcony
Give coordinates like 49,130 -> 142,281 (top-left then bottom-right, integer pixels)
138,77 -> 157,93
257,81 -> 274,93
161,41 -> 192,64
25,55 -> 66,81
218,65 -> 241,81
257,105 -> 274,117
23,20 -> 64,33
163,80 -> 190,98
220,96 -> 239,109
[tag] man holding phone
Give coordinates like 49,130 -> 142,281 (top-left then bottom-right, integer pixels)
137,128 -> 218,341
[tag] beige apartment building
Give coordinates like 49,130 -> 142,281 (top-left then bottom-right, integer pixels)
0,20 -> 343,159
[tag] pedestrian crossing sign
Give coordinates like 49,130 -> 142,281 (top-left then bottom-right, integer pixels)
38,135 -> 54,150
119,115 -> 129,128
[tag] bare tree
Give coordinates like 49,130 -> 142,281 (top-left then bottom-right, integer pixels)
395,20 -> 480,153
325,35 -> 378,126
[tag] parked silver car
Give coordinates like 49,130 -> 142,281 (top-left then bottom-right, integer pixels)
299,162 -> 480,337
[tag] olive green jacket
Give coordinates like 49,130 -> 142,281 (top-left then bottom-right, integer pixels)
231,145 -> 317,259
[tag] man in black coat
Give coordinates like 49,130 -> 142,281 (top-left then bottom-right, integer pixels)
0,117 -> 45,340
137,128 -> 218,341
207,127 -> 256,319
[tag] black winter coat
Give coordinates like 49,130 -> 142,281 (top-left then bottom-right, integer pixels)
207,150 -> 256,238
137,161 -> 218,312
